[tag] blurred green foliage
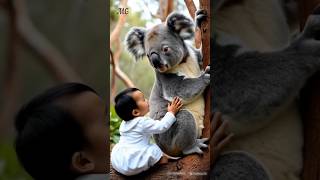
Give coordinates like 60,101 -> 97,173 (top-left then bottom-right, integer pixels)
0,142 -> 32,180
110,106 -> 121,145
110,0 -> 118,21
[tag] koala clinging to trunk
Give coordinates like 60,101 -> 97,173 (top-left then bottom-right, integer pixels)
125,13 -> 210,156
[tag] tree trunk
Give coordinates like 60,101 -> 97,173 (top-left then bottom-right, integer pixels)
0,0 -> 20,138
299,1 -> 320,180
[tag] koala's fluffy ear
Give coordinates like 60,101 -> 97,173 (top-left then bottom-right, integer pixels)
125,27 -> 146,61
166,12 -> 195,40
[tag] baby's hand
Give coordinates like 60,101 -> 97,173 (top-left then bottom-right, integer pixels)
167,97 -> 183,115
210,112 -> 233,167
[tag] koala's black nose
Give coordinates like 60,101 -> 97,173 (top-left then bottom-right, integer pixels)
149,52 -> 162,68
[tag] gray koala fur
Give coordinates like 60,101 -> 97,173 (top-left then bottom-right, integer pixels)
125,13 -> 210,156
206,1 -> 320,179
213,13 -> 320,135
211,151 -> 271,180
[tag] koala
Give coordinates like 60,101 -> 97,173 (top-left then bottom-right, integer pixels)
125,13 -> 210,156
198,2 -> 320,180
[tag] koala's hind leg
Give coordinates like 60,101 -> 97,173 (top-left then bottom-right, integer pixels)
173,111 -> 208,155
211,151 -> 271,180
155,110 -> 205,156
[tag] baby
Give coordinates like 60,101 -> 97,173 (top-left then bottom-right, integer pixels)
14,83 -> 108,180
111,88 -> 183,176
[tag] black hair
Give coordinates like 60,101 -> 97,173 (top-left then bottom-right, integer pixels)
114,88 -> 140,121
14,82 -> 97,180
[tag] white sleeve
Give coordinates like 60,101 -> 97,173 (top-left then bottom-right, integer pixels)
140,112 -> 176,134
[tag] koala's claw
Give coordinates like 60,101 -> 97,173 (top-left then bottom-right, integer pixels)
183,146 -> 203,155
302,9 -> 320,40
205,65 -> 211,73
202,68 -> 210,84
196,9 -> 208,28
197,138 -> 209,148
312,5 -> 320,15
196,9 -> 207,16
182,138 -> 209,155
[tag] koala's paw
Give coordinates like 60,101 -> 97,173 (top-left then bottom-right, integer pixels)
302,6 -> 320,40
201,65 -> 210,84
205,65 -> 210,73
182,138 -> 209,155
296,6 -> 320,56
196,9 -> 207,28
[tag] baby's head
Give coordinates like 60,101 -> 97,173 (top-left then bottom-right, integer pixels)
14,83 -> 108,179
114,88 -> 149,121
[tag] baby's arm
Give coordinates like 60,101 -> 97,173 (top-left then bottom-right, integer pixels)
142,97 -> 183,134
210,112 -> 233,167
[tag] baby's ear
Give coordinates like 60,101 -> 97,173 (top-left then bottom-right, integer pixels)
71,151 -> 95,174
132,109 -> 141,117
166,12 -> 195,40
125,27 -> 147,61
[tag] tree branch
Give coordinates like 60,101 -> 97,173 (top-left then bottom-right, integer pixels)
110,49 -> 117,101
158,0 -> 174,22
109,0 -> 135,100
184,0 -> 197,19
299,2 -> 320,180
15,0 -> 81,82
142,0 -> 161,20
110,0 -> 128,44
184,0 -> 202,52
0,0 -> 20,138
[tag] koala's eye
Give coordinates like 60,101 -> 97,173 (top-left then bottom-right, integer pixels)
162,46 -> 170,53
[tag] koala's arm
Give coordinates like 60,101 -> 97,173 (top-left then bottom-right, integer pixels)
214,11 -> 320,119
157,71 -> 209,103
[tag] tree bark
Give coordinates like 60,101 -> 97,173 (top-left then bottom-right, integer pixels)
158,0 -> 174,22
0,0 -> 20,138
184,0 -> 201,48
199,0 -> 211,139
184,0 -> 197,19
299,1 -> 320,180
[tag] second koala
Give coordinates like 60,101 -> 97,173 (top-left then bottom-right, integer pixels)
125,13 -> 210,156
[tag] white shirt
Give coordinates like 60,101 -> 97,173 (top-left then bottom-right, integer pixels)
111,112 -> 176,176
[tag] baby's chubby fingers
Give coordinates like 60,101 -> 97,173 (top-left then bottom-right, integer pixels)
216,133 -> 233,151
172,97 -> 178,104
210,112 -> 233,147
212,119 -> 230,145
173,97 -> 181,105
176,98 -> 182,105
211,112 -> 223,137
